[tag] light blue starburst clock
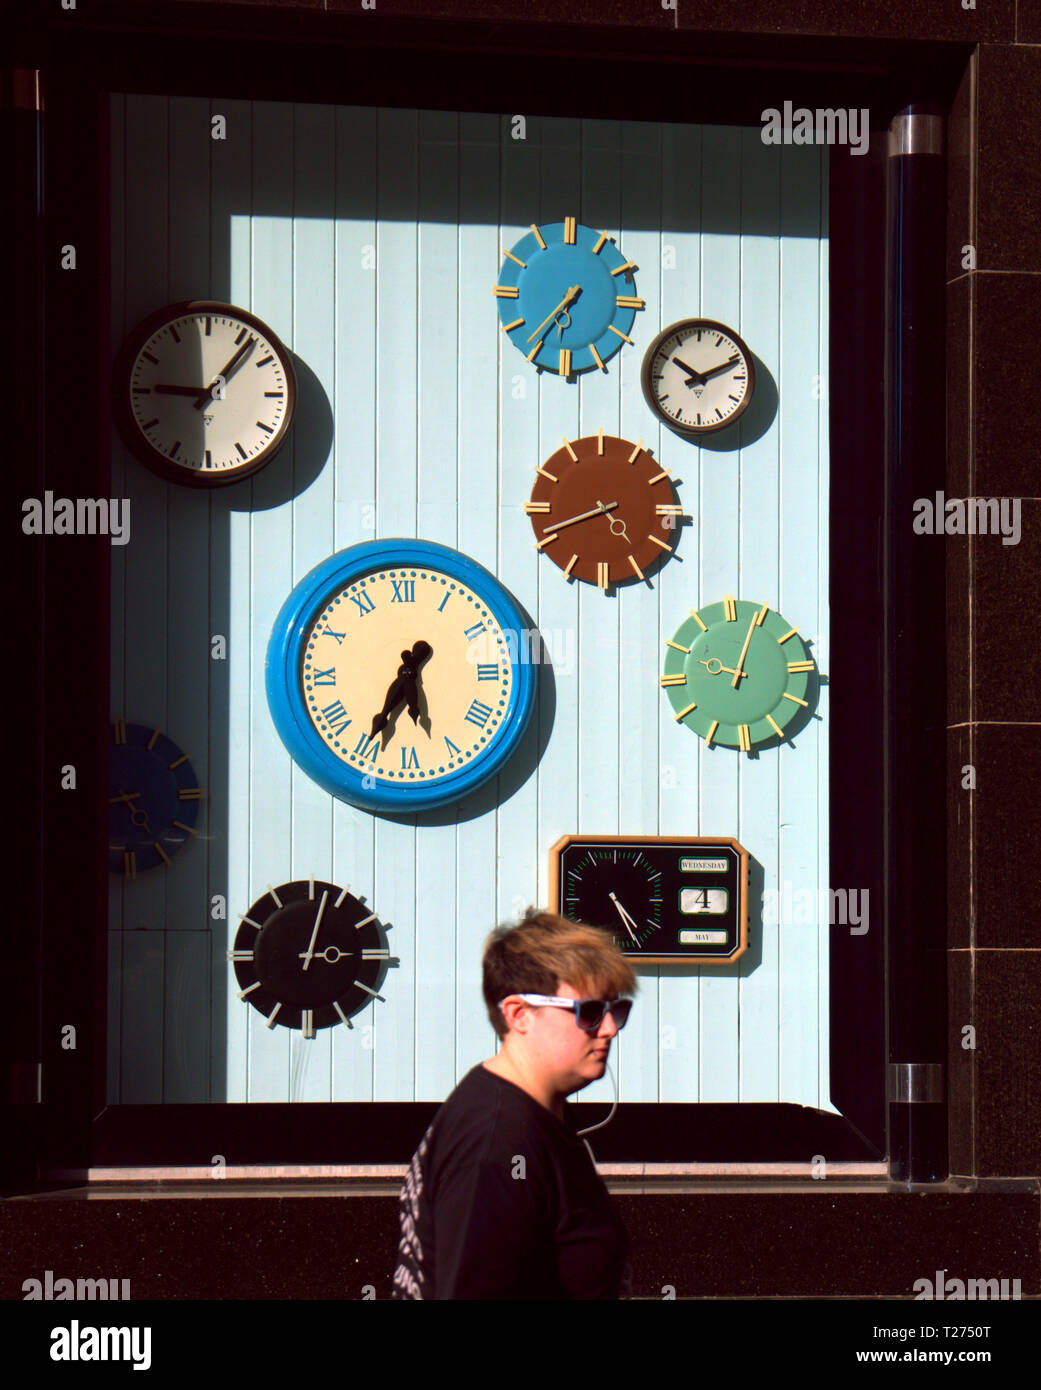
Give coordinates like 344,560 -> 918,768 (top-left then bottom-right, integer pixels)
494,217 -> 644,377
266,540 -> 538,813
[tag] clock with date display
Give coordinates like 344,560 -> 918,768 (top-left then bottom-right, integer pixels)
549,835 -> 749,964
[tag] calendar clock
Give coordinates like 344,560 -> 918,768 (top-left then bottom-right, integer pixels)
550,835 -> 749,963
495,218 -> 643,376
266,540 -> 538,813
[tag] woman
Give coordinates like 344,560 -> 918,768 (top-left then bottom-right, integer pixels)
391,910 -> 636,1300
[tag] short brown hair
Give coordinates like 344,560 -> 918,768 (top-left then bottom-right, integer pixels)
482,909 -> 637,1039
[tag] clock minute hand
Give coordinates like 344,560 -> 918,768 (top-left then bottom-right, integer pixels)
194,336 -> 257,409
701,357 -> 740,381
731,614 -> 759,688
542,500 -> 618,534
526,285 -> 581,343
608,892 -> 641,947
154,384 -> 214,396
300,889 -> 329,972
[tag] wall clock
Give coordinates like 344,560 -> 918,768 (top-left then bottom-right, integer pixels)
266,539 -> 538,812
108,719 -> 204,877
641,319 -> 755,435
494,218 -> 643,377
229,877 -> 389,1036
661,595 -> 815,750
526,430 -> 681,592
112,300 -> 296,486
550,835 -> 749,964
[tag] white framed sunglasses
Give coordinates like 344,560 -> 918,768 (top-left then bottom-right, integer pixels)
499,993 -> 633,1032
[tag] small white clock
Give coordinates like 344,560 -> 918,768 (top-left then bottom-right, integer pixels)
113,300 -> 296,486
641,318 -> 755,436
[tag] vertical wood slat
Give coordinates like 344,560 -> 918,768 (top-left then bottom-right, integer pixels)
216,98 -> 255,1103
246,100 -> 296,1101
452,113 -> 501,1083
109,97 -> 830,1113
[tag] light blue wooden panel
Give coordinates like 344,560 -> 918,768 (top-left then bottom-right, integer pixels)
734,127 -> 783,1102
457,113 -> 505,1085
108,96 -> 831,1117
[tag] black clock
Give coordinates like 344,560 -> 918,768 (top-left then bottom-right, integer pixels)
230,878 -> 391,1036
549,835 -> 749,964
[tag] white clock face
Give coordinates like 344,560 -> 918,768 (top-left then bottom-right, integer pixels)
645,321 -> 753,433
300,567 -> 515,786
126,309 -> 293,477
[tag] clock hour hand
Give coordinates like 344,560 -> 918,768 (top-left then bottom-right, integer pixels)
608,892 -> 641,947
671,355 -> 706,386
369,640 -> 433,740
154,384 -> 214,396
194,336 -> 257,409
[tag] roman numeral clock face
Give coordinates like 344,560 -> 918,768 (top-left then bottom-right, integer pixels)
266,541 -> 538,812
113,300 -> 296,486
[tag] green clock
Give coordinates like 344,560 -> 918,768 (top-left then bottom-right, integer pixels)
661,595 -> 815,750
494,217 -> 643,377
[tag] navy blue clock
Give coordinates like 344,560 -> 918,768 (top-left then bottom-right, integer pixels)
108,720 -> 204,876
266,540 -> 538,813
495,218 -> 644,377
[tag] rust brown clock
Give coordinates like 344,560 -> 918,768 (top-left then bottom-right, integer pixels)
525,431 -> 681,592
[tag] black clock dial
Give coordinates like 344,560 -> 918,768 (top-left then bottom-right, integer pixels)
563,846 -> 663,952
230,879 -> 389,1035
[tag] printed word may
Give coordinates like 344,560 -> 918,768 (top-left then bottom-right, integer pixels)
50,1321 -> 151,1372
24,1271 -> 130,1300
22,492 -> 130,546
912,493 -> 1021,546
761,103 -> 869,156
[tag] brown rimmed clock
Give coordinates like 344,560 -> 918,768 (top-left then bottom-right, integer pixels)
550,835 -> 749,964
525,431 -> 681,591
641,318 -> 755,436
113,300 -> 297,486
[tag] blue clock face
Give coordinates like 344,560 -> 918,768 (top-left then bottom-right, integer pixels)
266,540 -> 538,813
495,219 -> 643,376
108,721 -> 204,875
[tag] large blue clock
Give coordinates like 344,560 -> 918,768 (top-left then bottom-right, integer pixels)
266,540 -> 538,813
494,217 -> 644,377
